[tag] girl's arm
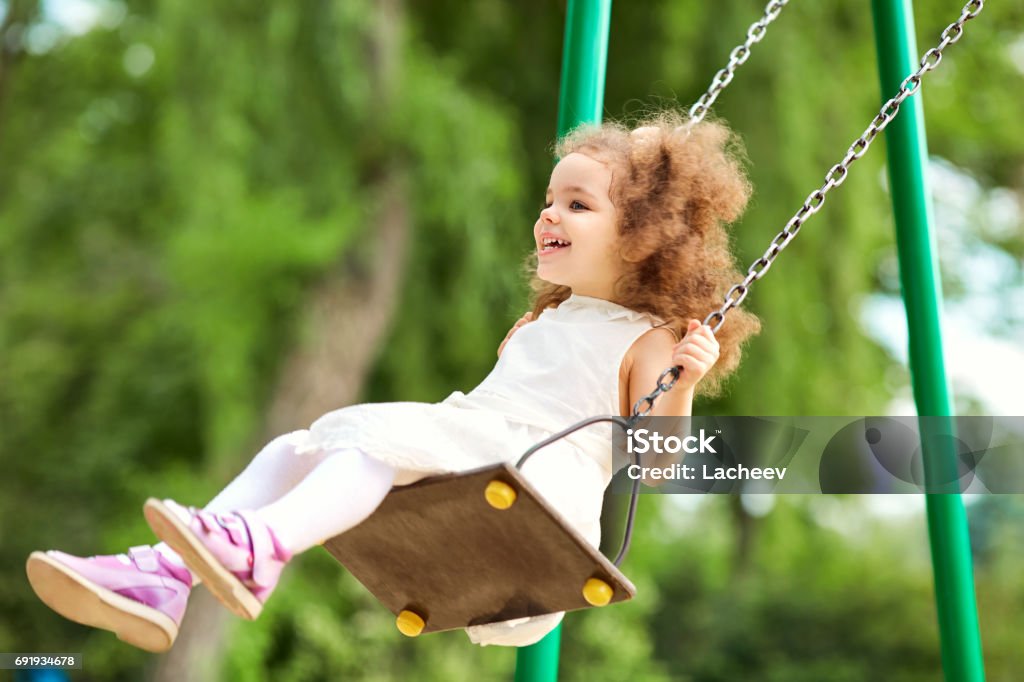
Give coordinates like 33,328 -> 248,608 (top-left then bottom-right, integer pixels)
497,312 -> 533,357
626,320 -> 720,486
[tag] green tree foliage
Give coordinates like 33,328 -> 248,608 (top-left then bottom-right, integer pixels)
0,0 -> 525,676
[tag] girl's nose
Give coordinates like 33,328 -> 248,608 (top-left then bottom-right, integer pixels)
540,206 -> 559,224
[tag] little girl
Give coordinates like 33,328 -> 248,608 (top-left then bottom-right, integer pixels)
26,111 -> 759,652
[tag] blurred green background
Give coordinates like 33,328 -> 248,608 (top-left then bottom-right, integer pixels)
1,0 -> 1022,680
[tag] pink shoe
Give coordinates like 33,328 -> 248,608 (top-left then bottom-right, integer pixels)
143,499 -> 292,620
25,546 -> 192,653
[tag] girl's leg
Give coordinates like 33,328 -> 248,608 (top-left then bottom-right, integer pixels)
143,447 -> 395,620
153,431 -> 332,567
27,431 -> 342,651
204,430 -> 334,512
255,447 -> 396,555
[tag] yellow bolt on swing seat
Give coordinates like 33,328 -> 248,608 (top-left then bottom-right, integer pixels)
582,577 -> 613,607
396,609 -> 426,637
323,464 -> 636,635
484,479 -> 517,509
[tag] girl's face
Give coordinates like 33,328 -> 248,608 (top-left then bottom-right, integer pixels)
534,152 -> 622,299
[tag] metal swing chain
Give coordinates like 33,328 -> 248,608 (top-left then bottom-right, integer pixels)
632,0 -> 986,422
630,0 -> 792,417
687,0 -> 790,126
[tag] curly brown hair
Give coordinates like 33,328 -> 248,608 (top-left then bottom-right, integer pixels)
524,110 -> 761,397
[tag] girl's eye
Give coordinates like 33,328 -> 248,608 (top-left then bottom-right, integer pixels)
540,200 -> 587,211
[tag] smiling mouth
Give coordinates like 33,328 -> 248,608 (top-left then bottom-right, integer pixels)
539,237 -> 571,255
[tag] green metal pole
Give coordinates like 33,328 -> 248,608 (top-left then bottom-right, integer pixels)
514,1 -> 610,681
870,2 -> 986,681
555,0 -> 612,139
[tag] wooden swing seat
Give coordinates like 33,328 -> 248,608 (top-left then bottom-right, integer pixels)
322,462 -> 635,636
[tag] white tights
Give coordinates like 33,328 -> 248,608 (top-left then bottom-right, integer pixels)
154,431 -> 395,564
150,431 -> 558,647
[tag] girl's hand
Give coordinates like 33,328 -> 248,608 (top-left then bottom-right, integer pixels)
670,319 -> 720,391
498,312 -> 534,357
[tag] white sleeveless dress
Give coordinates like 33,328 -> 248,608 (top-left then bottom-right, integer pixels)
292,293 -> 666,646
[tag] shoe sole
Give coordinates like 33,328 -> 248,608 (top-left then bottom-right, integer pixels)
25,552 -> 178,653
143,499 -> 262,621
